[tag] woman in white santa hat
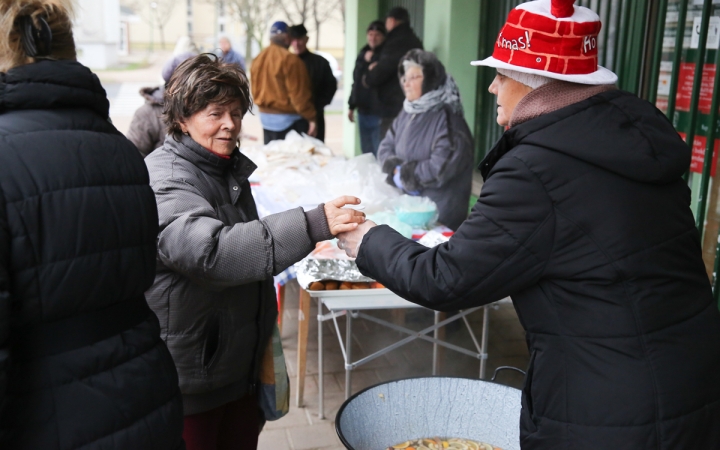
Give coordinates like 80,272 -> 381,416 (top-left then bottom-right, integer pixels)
338,0 -> 720,448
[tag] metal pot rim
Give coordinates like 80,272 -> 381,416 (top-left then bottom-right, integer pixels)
334,375 -> 521,450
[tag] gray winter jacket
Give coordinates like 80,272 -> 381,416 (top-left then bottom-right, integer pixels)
378,105 -> 474,230
145,135 -> 332,415
127,86 -> 165,158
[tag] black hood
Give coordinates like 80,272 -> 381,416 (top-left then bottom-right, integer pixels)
481,90 -> 690,185
0,59 -> 109,118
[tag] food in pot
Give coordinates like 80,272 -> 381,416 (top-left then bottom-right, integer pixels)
387,437 -> 501,450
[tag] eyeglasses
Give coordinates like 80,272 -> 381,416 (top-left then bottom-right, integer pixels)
401,74 -> 423,84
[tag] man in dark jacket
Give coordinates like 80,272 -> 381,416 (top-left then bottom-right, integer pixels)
0,45 -> 183,450
365,7 -> 423,139
348,20 -> 386,155
289,24 -> 337,142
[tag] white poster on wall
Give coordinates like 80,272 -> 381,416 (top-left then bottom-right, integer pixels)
690,16 -> 720,49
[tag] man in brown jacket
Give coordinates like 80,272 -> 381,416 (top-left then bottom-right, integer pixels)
251,21 -> 317,143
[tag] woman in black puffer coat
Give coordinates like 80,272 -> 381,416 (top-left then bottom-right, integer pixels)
338,1 -> 720,449
0,2 -> 183,448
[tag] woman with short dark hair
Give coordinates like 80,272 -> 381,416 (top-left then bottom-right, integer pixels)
144,53 -> 364,450
378,49 -> 474,230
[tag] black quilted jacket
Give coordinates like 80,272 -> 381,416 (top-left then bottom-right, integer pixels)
0,60 -> 183,449
357,89 -> 720,449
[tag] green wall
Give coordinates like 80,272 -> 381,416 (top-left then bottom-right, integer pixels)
422,0 -> 480,137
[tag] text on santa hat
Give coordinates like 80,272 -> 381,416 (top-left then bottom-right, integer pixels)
497,31 -> 532,51
583,36 -> 597,54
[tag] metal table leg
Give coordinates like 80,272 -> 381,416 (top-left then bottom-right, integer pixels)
344,311 -> 353,399
480,304 -> 490,378
318,298 -> 324,419
432,311 -> 440,375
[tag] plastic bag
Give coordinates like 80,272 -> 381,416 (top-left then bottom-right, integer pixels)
314,153 -> 402,214
258,324 -> 289,421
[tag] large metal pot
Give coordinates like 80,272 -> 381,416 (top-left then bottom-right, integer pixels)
335,376 -> 521,450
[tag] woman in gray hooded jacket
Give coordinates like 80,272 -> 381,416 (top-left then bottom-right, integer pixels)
378,49 -> 474,230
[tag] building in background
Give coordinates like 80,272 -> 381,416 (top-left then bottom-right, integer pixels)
74,0 -> 121,69
119,0 -> 345,64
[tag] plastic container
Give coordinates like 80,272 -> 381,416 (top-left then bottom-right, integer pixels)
393,195 -> 438,229
367,211 -> 414,239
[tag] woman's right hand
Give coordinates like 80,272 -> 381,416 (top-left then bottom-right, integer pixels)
324,196 -> 366,235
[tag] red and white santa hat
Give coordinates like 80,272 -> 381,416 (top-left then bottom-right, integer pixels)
472,0 -> 617,85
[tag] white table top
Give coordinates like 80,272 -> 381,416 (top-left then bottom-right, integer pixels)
307,288 -> 424,310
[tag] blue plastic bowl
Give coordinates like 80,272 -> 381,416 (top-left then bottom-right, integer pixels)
395,209 -> 436,228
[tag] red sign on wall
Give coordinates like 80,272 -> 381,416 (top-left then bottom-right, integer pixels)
676,63 -> 717,113
680,132 -> 720,176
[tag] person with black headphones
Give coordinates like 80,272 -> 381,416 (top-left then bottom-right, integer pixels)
0,1 -> 184,448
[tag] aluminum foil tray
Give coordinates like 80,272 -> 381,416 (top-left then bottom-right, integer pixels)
295,257 -> 375,289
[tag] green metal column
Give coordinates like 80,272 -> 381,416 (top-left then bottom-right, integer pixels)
422,0 -> 481,136
342,0 -> 380,158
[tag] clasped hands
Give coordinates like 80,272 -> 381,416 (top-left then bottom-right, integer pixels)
324,196 -> 377,258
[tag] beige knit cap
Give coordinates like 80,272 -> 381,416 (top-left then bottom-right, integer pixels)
498,68 -> 553,90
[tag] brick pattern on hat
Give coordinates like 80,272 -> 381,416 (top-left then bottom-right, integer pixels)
492,8 -> 601,76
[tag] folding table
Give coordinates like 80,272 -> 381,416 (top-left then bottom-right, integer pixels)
304,288 -> 490,419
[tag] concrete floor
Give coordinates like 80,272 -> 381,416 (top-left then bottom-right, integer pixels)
260,280 -> 529,450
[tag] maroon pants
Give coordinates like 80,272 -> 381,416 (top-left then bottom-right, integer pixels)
182,395 -> 260,450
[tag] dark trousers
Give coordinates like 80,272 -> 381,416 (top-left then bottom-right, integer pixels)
182,394 -> 261,450
316,109 -> 326,142
358,112 -> 382,156
380,116 -> 396,142
263,118 -> 309,144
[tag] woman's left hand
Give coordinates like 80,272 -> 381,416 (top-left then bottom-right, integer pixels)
324,196 -> 367,235
337,220 -> 377,258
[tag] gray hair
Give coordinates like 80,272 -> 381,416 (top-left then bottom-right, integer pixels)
398,49 -> 447,95
402,59 -> 422,74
